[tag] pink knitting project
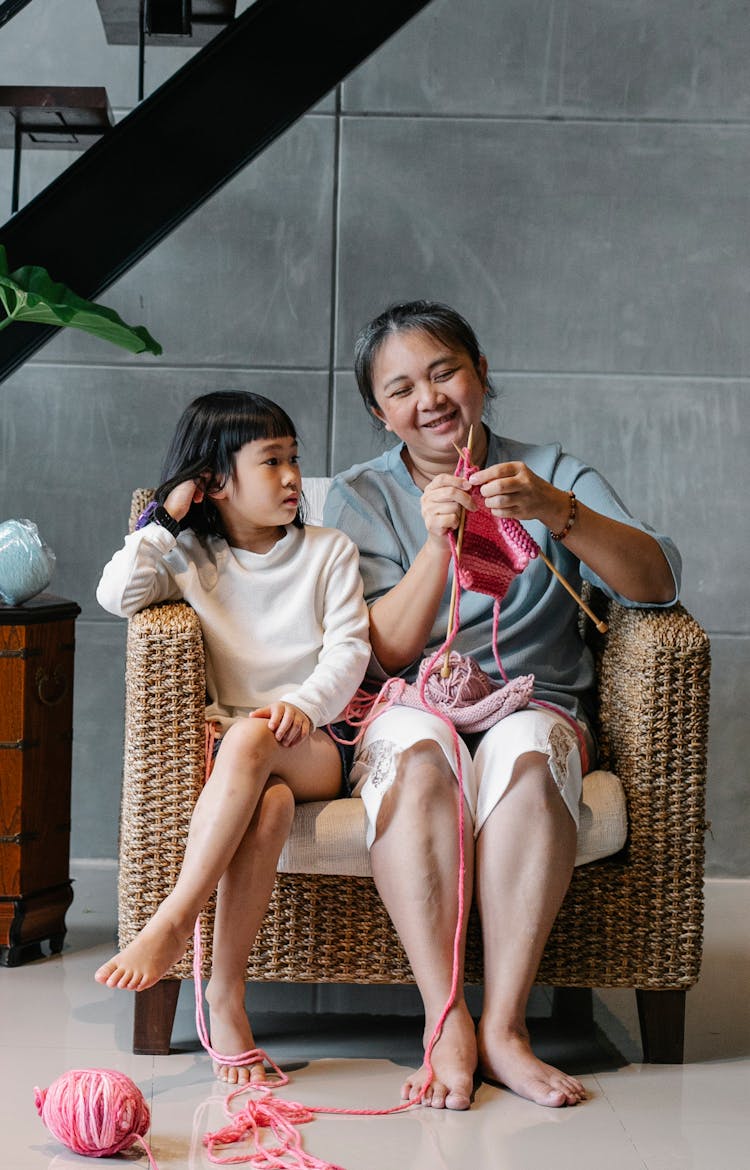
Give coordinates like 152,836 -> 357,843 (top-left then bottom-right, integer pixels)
396,652 -> 534,732
336,446 -> 545,739
184,446 -> 586,1166
454,449 -> 539,602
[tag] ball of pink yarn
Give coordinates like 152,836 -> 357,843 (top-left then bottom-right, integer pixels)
34,1068 -> 151,1158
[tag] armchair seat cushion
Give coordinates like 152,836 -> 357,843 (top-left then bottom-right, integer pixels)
277,769 -> 626,876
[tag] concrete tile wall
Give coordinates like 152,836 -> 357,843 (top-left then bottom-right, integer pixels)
0,1 -> 746,875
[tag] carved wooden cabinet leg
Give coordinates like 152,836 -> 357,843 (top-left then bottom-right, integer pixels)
133,979 -> 181,1055
636,989 -> 686,1063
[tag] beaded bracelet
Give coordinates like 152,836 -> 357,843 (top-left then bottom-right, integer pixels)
550,491 -> 577,541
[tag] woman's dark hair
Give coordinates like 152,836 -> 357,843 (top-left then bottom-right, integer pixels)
353,300 -> 495,424
156,390 -> 305,536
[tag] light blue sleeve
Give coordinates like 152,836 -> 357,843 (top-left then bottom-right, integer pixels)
323,473 -> 408,604
559,456 -> 681,608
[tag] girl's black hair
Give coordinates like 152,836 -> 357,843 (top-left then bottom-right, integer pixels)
156,390 -> 305,536
353,300 -> 495,426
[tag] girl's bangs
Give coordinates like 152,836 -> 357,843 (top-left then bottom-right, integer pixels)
227,399 -> 297,448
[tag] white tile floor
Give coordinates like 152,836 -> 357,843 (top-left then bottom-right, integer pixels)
1,866 -> 747,1170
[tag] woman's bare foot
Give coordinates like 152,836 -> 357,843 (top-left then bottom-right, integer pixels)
206,979 -> 267,1086
478,1022 -> 587,1107
94,914 -> 189,991
401,1000 -> 477,1110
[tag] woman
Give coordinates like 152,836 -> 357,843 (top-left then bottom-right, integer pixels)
323,301 -> 680,1111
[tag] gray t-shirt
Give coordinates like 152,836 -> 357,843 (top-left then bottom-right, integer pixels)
323,430 -> 681,726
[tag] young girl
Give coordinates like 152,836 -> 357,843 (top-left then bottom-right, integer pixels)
95,391 -> 370,1083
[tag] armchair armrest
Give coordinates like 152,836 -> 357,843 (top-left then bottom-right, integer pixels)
539,599 -> 710,992
117,601 -> 206,948
596,601 -> 710,802
594,600 -> 710,972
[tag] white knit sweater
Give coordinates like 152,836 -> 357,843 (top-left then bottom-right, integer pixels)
96,523 -> 370,730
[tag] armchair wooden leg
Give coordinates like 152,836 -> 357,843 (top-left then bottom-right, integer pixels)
635,989 -> 686,1064
551,987 -> 595,1030
133,979 -> 181,1055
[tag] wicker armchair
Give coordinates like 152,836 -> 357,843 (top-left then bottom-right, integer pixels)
118,487 -> 711,1061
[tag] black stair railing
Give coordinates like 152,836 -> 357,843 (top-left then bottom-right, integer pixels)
0,0 -> 35,31
0,0 -> 433,384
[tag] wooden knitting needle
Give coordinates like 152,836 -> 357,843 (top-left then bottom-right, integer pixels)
441,426 -> 473,677
536,548 -> 608,632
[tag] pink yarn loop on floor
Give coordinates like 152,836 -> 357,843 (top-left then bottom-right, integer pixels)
34,1068 -> 159,1168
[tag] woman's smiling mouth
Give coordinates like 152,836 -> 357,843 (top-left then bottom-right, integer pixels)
423,409 -> 459,430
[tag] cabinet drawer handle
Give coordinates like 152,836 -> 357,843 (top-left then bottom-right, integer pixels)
36,665 -> 68,707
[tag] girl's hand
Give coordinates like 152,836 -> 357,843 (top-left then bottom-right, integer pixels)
250,702 -> 311,747
469,461 -> 571,532
420,474 -> 475,544
163,478 -> 208,523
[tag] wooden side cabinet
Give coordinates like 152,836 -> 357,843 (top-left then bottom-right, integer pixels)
0,593 -> 80,966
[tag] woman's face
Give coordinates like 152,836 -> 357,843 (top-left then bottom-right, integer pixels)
370,328 -> 488,464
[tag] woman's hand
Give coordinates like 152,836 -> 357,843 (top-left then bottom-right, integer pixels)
421,473 -> 475,543
250,702 -> 311,747
367,473 -> 474,674
470,461 -> 675,603
163,478 -> 207,523
469,461 -> 570,532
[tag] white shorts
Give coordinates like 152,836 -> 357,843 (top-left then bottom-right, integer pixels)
349,704 -> 591,849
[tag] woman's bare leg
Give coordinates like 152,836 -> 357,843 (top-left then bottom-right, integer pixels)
95,720 -> 341,992
476,751 -> 587,1106
206,776 -> 295,1084
368,741 -> 476,1111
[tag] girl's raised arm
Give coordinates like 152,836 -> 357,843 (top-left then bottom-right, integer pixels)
96,523 -> 184,618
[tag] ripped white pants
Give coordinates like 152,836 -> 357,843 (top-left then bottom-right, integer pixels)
349,705 -> 591,849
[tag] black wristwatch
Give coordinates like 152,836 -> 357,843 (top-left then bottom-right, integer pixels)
151,504 -> 181,538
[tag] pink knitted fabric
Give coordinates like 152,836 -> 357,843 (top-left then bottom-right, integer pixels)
459,509 -> 538,597
454,449 -> 539,602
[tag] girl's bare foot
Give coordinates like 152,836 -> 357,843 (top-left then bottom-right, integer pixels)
94,915 -> 189,991
401,1000 -> 477,1110
478,1022 -> 587,1107
206,979 -> 266,1086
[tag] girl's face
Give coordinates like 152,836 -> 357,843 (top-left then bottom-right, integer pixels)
370,328 -> 489,464
211,435 -> 301,533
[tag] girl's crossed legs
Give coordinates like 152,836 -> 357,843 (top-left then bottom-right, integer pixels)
350,705 -> 588,1109
95,716 -> 342,1083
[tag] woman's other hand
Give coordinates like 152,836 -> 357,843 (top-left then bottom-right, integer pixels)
470,462 -> 675,602
469,461 -> 570,532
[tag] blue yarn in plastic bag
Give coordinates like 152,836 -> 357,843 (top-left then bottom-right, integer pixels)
0,519 -> 56,605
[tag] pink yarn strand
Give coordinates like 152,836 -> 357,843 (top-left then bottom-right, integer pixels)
205,720 -> 219,783
190,442 -> 590,1165
35,439 -> 594,1170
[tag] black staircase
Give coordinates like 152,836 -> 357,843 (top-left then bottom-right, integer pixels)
0,0 -> 433,385
0,0 -> 35,31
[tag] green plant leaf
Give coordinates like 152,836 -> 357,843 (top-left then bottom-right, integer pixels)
0,245 -> 162,355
